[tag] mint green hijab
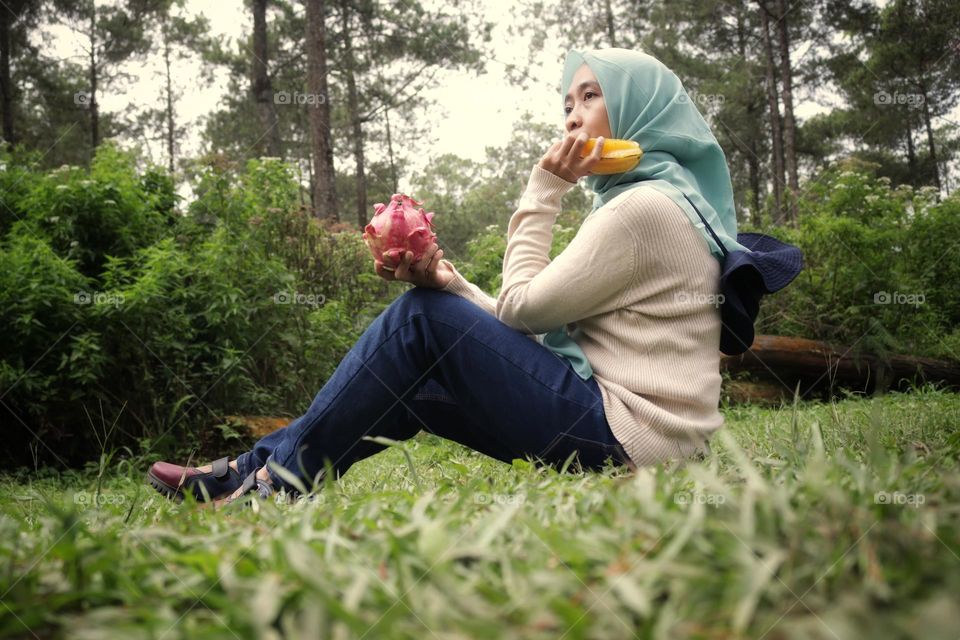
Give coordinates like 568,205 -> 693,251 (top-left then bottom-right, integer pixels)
540,47 -> 746,380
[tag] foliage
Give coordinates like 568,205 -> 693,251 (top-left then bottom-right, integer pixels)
11,144 -> 172,277
0,147 -> 392,465
742,163 -> 960,361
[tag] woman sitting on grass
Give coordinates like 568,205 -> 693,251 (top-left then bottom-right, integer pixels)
148,47 -> 741,505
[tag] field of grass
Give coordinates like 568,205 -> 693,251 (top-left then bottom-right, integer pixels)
1,386 -> 959,639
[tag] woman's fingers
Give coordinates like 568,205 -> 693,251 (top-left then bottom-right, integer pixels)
420,243 -> 441,272
375,244 -> 445,287
572,131 -> 588,157
374,259 -> 395,281
558,133 -> 579,158
583,135 -> 604,172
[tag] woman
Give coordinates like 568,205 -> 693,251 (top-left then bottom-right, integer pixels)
148,47 -> 740,504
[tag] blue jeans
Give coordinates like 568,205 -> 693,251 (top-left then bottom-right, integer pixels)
236,287 -> 634,492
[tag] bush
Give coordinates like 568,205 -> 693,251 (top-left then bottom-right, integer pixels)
1,149 -> 396,466
0,232 -> 90,460
12,143 -> 172,279
743,165 -> 959,360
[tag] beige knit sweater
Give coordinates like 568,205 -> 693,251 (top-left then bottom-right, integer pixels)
439,163 -> 723,467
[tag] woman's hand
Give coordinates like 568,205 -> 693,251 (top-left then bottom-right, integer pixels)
372,241 -> 454,289
538,131 -> 605,183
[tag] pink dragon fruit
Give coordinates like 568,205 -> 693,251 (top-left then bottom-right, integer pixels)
362,193 -> 438,270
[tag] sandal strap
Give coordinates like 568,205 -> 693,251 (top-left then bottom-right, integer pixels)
211,456 -> 230,479
239,469 -> 259,495
256,479 -> 275,500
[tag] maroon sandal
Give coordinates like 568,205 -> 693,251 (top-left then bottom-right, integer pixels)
147,456 -> 243,502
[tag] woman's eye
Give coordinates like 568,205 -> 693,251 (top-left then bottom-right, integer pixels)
584,91 -> 596,100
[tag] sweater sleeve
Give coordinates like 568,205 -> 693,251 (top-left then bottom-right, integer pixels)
437,260 -> 497,317
495,163 -> 639,334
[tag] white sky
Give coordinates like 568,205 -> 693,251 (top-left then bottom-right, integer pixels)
38,0 -> 957,194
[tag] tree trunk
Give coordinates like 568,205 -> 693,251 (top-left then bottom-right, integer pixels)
604,0 -> 617,47
0,8 -> 14,145
759,0 -> 784,222
306,0 -> 338,222
737,3 -> 762,219
905,118 -> 916,174
252,0 -> 281,158
89,5 -> 99,149
162,16 -> 175,172
917,78 -> 941,193
774,0 -> 798,221
339,0 -> 367,229
747,105 -> 762,219
384,104 -> 398,194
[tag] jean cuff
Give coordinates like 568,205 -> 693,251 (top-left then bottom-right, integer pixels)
235,450 -> 255,480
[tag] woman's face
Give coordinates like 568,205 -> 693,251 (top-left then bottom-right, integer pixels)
563,63 -> 613,140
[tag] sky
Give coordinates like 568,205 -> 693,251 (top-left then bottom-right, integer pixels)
40,0 -> 956,195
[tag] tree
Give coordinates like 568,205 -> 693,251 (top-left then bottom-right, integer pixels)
872,0 -> 960,193
124,0 -> 210,171
774,0 -> 798,204
305,0 -> 336,221
50,0 -> 157,151
646,0 -> 771,222
202,0 -> 493,228
252,0 -> 281,158
822,0 -> 960,193
758,0 -> 785,219
0,0 -> 43,146
325,0 -> 493,227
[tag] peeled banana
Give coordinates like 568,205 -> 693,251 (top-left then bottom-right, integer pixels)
580,138 -> 643,174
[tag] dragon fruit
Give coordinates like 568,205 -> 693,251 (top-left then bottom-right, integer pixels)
362,193 -> 437,270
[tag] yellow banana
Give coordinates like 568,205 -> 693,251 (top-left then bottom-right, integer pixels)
579,138 -> 643,174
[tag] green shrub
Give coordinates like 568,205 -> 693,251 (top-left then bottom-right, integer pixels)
12,143 -> 171,279
744,166 -> 958,360
1,150 -> 394,465
0,232 -> 90,458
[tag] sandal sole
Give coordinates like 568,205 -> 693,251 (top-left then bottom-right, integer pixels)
147,470 -> 187,502
146,469 -> 240,503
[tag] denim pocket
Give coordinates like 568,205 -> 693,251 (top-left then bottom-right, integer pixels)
537,432 -> 630,471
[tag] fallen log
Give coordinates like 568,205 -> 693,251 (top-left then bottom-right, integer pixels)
720,334 -> 960,403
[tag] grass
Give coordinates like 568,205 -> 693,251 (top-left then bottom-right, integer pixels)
1,385 -> 959,639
